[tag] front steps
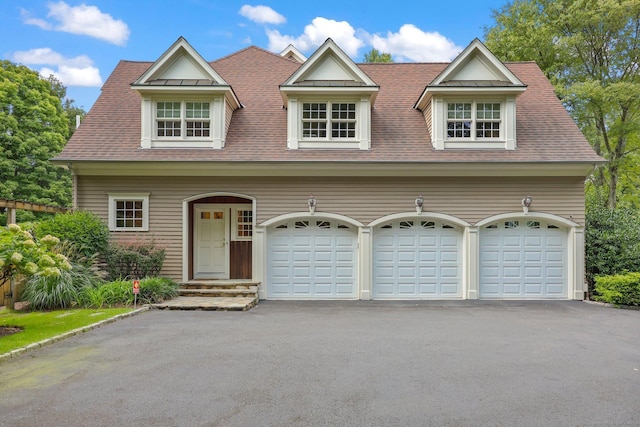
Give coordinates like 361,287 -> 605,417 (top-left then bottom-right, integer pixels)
153,280 -> 260,311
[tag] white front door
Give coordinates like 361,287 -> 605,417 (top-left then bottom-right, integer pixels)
194,205 -> 229,279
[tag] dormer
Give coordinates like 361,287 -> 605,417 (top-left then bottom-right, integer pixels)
132,37 -> 241,149
280,44 -> 307,63
415,39 -> 527,150
280,38 -> 379,150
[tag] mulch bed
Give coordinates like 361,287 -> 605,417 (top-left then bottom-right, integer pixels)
0,326 -> 23,337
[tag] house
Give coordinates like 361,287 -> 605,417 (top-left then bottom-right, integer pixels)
54,37 -> 603,300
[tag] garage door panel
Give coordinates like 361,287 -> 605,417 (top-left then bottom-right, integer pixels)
503,251 -> 522,262
503,283 -> 522,294
525,266 -> 542,278
546,251 -> 564,262
525,252 -> 542,262
440,251 -> 459,263
419,235 -> 437,247
502,236 -> 522,246
440,267 -> 459,279
397,250 -> 416,264
524,236 -> 542,246
503,267 -> 522,278
313,251 -> 332,262
482,250 -> 500,263
480,221 -> 567,299
525,283 -> 543,294
440,235 -> 459,247
398,266 -> 417,277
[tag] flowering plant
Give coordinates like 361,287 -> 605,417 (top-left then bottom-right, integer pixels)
0,223 -> 72,281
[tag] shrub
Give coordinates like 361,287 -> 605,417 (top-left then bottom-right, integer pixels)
78,279 -> 133,308
77,277 -> 178,307
105,238 -> 165,280
20,265 -> 97,310
593,273 -> 640,306
0,223 -> 71,282
34,211 -> 110,263
138,277 -> 178,304
585,205 -> 640,292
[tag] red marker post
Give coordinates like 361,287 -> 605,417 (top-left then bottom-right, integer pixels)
133,280 -> 140,308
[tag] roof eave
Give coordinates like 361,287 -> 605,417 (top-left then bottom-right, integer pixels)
279,85 -> 380,106
131,84 -> 242,109
414,85 -> 528,110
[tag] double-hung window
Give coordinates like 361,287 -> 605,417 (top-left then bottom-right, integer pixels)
447,102 -> 501,140
156,101 -> 210,139
302,102 -> 356,140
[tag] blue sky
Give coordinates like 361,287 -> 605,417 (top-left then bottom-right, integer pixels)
2,1 -> 507,110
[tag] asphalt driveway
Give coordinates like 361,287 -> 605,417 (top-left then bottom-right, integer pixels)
0,301 -> 638,427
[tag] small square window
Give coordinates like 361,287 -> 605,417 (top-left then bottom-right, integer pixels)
108,193 -> 149,231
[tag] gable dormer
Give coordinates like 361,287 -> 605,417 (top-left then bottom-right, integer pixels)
280,38 -> 379,150
280,44 -> 307,63
132,37 -> 241,149
415,39 -> 527,150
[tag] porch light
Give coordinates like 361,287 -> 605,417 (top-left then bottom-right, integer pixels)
308,195 -> 317,214
521,195 -> 533,214
415,195 -> 424,214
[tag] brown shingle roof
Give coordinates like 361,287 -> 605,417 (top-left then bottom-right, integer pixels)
56,46 -> 602,164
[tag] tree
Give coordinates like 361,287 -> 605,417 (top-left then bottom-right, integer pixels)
485,0 -> 640,209
44,75 -> 86,137
363,48 -> 394,63
0,61 -> 73,222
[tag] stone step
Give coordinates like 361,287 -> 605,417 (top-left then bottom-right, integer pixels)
180,281 -> 260,290
153,296 -> 258,311
179,288 -> 257,298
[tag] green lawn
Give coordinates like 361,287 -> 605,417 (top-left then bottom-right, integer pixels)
0,308 -> 133,355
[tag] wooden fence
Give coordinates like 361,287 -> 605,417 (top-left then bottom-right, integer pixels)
0,278 -> 10,307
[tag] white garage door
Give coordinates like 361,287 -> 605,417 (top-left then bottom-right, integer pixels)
480,219 -> 567,299
373,219 -> 462,299
267,219 -> 357,299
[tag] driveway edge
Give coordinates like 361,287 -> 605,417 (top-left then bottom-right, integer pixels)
0,306 -> 150,363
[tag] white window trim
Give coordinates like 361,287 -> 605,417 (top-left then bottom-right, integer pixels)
431,97 -> 516,150
287,97 -> 371,150
140,96 -> 225,149
108,193 -> 150,232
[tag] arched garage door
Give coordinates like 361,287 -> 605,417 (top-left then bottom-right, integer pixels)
373,219 -> 463,299
480,219 -> 567,299
267,219 -> 357,299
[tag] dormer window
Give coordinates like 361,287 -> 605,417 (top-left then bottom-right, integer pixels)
414,39 -> 527,151
156,101 -> 210,138
446,102 -> 501,140
279,38 -> 379,150
131,37 -> 241,150
302,102 -> 357,140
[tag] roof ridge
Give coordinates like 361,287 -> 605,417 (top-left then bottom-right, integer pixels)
212,45 -> 294,64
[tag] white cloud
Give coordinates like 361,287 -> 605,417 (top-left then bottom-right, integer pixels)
369,24 -> 462,62
239,5 -> 285,25
22,2 -> 130,46
39,65 -> 102,87
267,17 -> 364,57
12,48 -> 102,87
